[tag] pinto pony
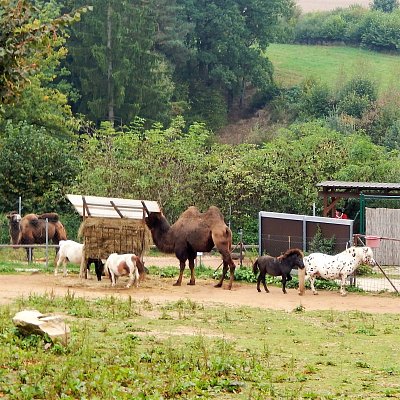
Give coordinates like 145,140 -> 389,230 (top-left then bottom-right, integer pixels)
55,240 -> 105,280
105,253 -> 146,288
252,248 -> 305,294
301,246 -> 375,296
55,240 -> 83,276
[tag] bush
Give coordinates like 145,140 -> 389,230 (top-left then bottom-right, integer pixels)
308,225 -> 336,254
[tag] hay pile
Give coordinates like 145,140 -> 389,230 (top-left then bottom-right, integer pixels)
78,217 -> 152,260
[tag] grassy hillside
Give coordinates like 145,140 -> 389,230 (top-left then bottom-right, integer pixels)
266,44 -> 400,95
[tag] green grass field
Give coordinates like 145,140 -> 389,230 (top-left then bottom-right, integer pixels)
0,293 -> 399,399
266,44 -> 400,94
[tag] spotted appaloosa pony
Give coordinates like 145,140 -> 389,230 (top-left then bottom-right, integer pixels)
303,246 -> 375,296
105,253 -> 146,288
252,248 -> 305,294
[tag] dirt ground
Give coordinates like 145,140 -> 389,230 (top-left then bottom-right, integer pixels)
296,0 -> 369,12
1,255 -> 399,314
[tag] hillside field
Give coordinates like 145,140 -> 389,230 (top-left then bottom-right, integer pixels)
266,44 -> 400,94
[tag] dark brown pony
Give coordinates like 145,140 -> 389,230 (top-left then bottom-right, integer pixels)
7,211 -> 67,260
143,205 -> 236,289
252,248 -> 305,294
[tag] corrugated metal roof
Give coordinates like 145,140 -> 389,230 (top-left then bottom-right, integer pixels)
67,194 -> 160,219
317,181 -> 400,190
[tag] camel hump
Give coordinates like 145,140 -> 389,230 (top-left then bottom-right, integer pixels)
23,214 -> 40,227
205,206 -> 224,220
179,206 -> 201,219
38,212 -> 59,222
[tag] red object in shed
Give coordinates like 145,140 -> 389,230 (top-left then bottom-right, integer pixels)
366,235 -> 381,248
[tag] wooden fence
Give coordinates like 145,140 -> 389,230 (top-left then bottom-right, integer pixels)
366,207 -> 400,265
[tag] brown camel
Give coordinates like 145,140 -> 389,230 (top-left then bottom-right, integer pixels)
143,204 -> 237,289
7,211 -> 67,261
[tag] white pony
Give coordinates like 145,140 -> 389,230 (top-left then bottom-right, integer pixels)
105,253 -> 146,288
302,246 -> 375,296
55,240 -> 84,276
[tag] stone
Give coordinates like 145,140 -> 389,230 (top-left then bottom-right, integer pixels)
12,310 -> 71,346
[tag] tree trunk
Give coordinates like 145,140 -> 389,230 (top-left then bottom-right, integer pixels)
107,2 -> 115,124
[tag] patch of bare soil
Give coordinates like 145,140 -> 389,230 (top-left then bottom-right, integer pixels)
1,256 -> 399,314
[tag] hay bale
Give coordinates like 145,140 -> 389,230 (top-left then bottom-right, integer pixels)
78,217 -> 151,260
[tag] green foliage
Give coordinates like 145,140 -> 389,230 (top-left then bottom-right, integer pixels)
298,79 -> 333,118
371,0 -> 399,12
0,0 -> 89,105
2,293 -> 399,398
308,225 -> 336,254
68,115 -> 400,241
187,82 -> 228,130
65,0 -> 174,125
337,92 -> 372,118
0,121 -> 80,213
170,0 -> 295,119
292,6 -> 400,52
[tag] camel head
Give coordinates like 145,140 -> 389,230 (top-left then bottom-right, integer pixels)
141,201 -> 167,231
6,211 -> 22,244
144,211 -> 164,230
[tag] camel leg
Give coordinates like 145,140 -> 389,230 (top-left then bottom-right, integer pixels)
188,258 -> 195,285
215,263 -> 228,288
227,263 -> 235,290
174,260 -> 186,286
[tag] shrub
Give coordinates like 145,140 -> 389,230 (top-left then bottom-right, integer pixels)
308,225 -> 336,254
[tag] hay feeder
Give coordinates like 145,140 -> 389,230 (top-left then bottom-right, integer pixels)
67,194 -> 160,278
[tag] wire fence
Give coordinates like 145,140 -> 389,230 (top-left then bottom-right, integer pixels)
1,221 -> 399,293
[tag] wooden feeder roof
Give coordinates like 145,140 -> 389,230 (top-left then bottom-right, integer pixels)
317,181 -> 400,217
67,194 -> 160,219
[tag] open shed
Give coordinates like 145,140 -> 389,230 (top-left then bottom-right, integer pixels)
67,194 -> 160,278
317,181 -> 400,217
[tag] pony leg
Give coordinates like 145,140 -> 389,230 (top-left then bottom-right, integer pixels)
340,274 -> 347,296
256,275 -> 262,292
260,273 -> 269,293
134,269 -> 140,287
54,257 -> 61,276
282,276 -> 287,294
309,275 -> 318,295
188,258 -> 195,285
62,260 -> 68,277
174,260 -> 186,286
126,272 -> 135,288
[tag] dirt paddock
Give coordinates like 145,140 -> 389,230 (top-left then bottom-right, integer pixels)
1,255 -> 399,314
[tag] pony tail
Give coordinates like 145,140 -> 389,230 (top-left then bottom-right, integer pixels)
252,260 -> 259,275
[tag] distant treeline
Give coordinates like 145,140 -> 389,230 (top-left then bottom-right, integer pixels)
288,6 -> 400,52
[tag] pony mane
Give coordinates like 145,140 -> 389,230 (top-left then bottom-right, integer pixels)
277,248 -> 304,261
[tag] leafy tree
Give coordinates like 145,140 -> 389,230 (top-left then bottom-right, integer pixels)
309,225 -> 336,254
0,121 -> 80,213
177,0 -> 295,120
64,0 -> 174,126
0,0 -> 87,105
371,0 -> 399,12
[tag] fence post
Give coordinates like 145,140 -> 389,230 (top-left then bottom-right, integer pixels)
45,218 -> 49,268
239,229 -> 243,267
360,193 -> 365,235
